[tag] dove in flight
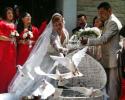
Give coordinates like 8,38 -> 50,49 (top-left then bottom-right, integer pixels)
70,86 -> 94,97
51,88 -> 63,99
8,65 -> 34,93
18,65 -> 35,80
50,46 -> 88,75
32,80 -> 55,99
34,66 -> 83,81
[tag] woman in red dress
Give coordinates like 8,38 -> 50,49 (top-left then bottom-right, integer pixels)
0,7 -> 17,93
17,12 -> 40,66
38,20 -> 47,35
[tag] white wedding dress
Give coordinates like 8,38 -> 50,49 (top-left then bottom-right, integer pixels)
8,13 -> 69,97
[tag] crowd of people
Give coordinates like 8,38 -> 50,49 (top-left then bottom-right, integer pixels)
0,1 -> 125,100
0,6 -> 46,93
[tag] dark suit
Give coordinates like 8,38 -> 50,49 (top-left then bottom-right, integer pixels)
72,24 -> 88,34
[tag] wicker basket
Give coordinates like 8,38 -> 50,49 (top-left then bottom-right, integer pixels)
57,50 -> 107,100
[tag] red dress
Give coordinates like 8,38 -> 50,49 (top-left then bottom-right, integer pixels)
17,26 -> 39,65
0,20 -> 17,93
38,20 -> 47,34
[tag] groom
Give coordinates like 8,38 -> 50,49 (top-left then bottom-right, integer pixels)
80,2 -> 122,100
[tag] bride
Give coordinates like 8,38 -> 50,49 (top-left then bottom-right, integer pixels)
8,13 -> 69,96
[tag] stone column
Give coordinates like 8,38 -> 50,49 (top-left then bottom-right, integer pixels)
56,0 -> 77,35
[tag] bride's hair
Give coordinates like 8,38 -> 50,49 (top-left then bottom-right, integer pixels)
52,14 -> 63,23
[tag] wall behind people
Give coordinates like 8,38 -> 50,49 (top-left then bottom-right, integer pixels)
0,0 -> 57,27
77,0 -> 125,26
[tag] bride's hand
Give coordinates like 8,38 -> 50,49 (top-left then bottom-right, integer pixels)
80,37 -> 88,45
58,47 -> 68,54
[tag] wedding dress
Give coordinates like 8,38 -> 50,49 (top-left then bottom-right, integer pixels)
8,13 -> 69,97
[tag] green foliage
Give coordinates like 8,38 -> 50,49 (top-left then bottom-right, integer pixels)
74,30 -> 98,39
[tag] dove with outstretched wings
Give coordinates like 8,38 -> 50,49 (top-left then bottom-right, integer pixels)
70,86 -> 93,97
32,80 -> 55,99
50,46 -> 88,75
34,66 -> 83,81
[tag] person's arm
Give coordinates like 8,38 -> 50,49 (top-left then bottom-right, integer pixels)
88,21 -> 119,46
51,33 -> 63,51
0,26 -> 10,41
51,33 -> 68,53
0,35 -> 11,41
33,26 -> 39,40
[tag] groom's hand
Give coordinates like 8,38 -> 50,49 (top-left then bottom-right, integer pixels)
80,37 -> 88,45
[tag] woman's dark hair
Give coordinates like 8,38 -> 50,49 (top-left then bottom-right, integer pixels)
93,16 -> 98,26
97,2 -> 111,10
77,14 -> 87,19
2,7 -> 14,20
14,6 -> 22,18
92,16 -> 104,28
17,12 -> 32,33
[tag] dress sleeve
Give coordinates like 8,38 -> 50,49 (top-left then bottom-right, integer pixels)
0,21 -> 4,36
88,21 -> 119,46
32,26 -> 39,40
50,32 -> 63,52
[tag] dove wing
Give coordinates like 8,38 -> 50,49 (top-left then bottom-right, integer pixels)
47,74 -> 60,80
34,66 -> 46,75
70,87 -> 93,96
52,88 -> 63,99
34,66 -> 59,80
41,81 -> 56,99
50,55 -> 70,67
50,55 -> 74,72
72,46 -> 88,67
33,80 -> 55,99
61,72 -> 74,79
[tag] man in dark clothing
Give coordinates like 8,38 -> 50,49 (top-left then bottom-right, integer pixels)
72,14 -> 88,34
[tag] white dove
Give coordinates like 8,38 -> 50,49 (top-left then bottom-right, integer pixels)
70,87 -> 94,97
8,65 -> 35,95
50,46 -> 88,75
32,80 -> 55,99
17,65 -> 34,81
51,88 -> 63,99
34,66 -> 83,81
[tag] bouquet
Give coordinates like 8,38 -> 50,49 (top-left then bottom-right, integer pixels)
23,29 -> 34,48
10,30 -> 19,44
67,27 -> 101,50
10,30 -> 19,38
23,31 -> 33,40
75,27 -> 101,39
